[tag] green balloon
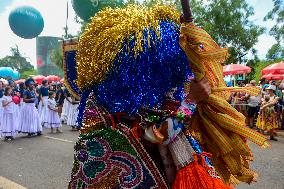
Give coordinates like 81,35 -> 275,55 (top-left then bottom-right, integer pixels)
72,0 -> 124,22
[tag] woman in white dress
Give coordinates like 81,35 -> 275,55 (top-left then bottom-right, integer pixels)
18,78 -> 42,137
38,80 -> 49,125
2,86 -> 17,141
61,87 -> 72,124
67,95 -> 80,131
44,91 -> 62,133
18,82 -> 25,113
0,81 -> 5,136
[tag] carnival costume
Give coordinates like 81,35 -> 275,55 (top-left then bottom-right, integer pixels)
65,4 -> 269,189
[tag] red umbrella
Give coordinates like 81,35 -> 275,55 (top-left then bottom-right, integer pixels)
262,73 -> 284,80
33,75 -> 46,84
46,75 -> 61,82
223,64 -> 251,76
262,61 -> 284,75
15,79 -> 25,84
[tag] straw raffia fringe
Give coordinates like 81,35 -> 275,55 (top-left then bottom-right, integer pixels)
180,23 -> 270,185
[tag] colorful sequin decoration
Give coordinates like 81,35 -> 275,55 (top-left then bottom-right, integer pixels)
69,124 -> 168,189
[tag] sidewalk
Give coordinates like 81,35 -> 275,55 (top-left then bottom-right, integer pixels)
277,130 -> 284,137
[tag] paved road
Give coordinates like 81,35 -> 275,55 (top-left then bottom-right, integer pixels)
0,125 -> 76,189
237,137 -> 284,189
0,125 -> 283,189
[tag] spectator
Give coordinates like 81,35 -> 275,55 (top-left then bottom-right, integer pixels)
256,85 -> 279,141
246,80 -> 261,128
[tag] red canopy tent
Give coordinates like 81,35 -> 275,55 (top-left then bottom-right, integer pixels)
262,73 -> 284,80
46,75 -> 61,82
223,64 -> 251,76
15,79 -> 25,84
33,75 -> 46,84
262,61 -> 284,75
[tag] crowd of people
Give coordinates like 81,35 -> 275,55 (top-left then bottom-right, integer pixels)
0,78 -> 80,141
230,78 -> 284,141
1,77 -> 282,142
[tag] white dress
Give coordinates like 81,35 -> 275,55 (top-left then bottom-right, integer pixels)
1,96 -> 17,137
39,96 -> 49,125
61,97 -> 72,123
67,101 -> 79,127
18,90 -> 42,134
44,98 -> 61,128
0,97 -> 3,136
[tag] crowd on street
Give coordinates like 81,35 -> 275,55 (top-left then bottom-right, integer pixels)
0,78 -> 80,141
0,76 -> 283,142
230,78 -> 284,141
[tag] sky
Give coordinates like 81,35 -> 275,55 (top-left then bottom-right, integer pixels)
0,0 -> 277,68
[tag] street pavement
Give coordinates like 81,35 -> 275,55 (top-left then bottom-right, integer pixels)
0,125 -> 283,189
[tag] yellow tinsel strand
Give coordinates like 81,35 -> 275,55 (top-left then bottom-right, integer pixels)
76,4 -> 179,90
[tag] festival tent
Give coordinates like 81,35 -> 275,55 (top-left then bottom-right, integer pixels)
46,75 -> 61,82
262,73 -> 284,80
15,79 -> 25,84
262,61 -> 284,75
33,75 -> 46,84
223,64 -> 251,76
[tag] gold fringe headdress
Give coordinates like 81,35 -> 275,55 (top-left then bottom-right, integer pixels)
76,4 -> 180,90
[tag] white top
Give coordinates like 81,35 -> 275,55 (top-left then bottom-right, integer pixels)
248,95 -> 260,107
48,98 -> 56,110
2,96 -> 15,113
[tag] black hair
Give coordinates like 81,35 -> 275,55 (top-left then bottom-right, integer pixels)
42,79 -> 48,85
48,91 -> 55,98
259,78 -> 266,84
19,82 -> 25,90
4,86 -> 12,96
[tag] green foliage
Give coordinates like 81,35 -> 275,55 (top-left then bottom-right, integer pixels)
0,45 -> 35,75
252,60 -> 282,82
264,0 -> 284,62
134,0 -> 265,64
246,48 -> 260,81
266,43 -> 284,60
50,47 -> 63,70
20,69 -> 38,79
264,0 -> 284,43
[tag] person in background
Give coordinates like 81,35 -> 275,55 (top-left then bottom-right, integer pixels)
1,86 -> 17,141
246,80 -> 261,128
44,91 -> 62,133
18,78 -> 42,137
55,83 -> 64,117
256,85 -> 279,141
0,81 -> 4,135
61,86 -> 72,124
10,80 -> 18,95
49,83 -> 57,93
38,80 -> 49,125
18,82 -> 25,112
67,95 -> 80,131
274,81 -> 283,127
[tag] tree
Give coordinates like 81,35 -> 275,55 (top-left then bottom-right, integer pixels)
264,0 -> 284,43
264,0 -> 284,61
266,43 -> 284,60
252,60 -> 275,82
50,47 -> 63,70
20,69 -> 38,79
0,45 -> 35,75
138,0 -> 265,64
246,48 -> 260,81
